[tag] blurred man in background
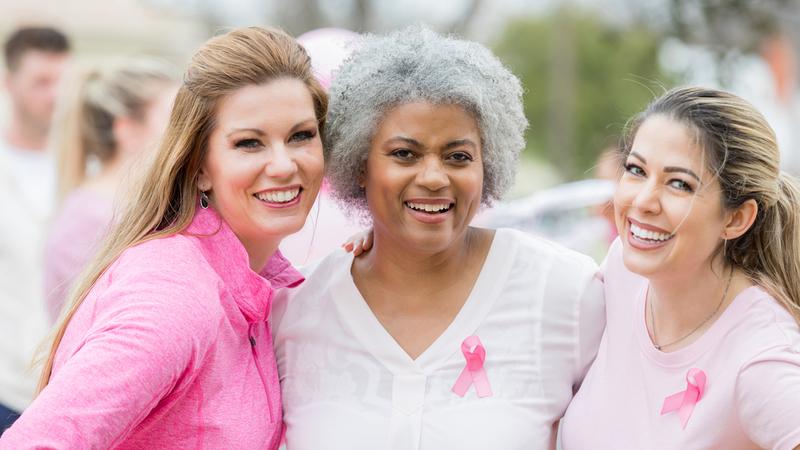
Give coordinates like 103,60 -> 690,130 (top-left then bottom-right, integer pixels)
0,26 -> 70,432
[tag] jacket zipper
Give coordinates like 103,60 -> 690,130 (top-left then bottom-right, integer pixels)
248,323 -> 275,424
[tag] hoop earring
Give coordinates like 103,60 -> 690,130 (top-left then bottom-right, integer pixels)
200,191 -> 210,209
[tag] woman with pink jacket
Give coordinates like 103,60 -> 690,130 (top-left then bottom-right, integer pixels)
0,26 -> 327,449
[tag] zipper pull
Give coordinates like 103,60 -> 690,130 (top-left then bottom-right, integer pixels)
249,336 -> 256,347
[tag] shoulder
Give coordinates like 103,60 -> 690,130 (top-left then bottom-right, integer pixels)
272,248 -> 352,328
91,234 -> 224,331
734,288 -> 800,357
496,227 -> 598,280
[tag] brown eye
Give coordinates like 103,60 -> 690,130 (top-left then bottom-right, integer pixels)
390,149 -> 415,160
448,152 -> 473,162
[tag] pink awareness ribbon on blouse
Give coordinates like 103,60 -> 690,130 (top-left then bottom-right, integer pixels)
451,335 -> 492,398
660,368 -> 707,429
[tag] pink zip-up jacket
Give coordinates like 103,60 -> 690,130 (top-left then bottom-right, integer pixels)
0,206 -> 303,449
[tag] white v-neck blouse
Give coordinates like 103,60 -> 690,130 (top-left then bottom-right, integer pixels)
272,228 -> 604,450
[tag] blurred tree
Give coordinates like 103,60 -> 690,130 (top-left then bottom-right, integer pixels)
663,0 -> 800,85
494,9 -> 674,180
274,0 -> 485,36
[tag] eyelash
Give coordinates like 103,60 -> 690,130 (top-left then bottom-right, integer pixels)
389,149 -> 474,163
448,151 -> 473,162
233,130 -> 317,150
624,163 -> 694,192
234,138 -> 261,149
289,130 -> 316,142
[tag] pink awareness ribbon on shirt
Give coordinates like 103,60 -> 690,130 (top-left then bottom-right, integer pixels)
660,368 -> 707,429
451,335 -> 492,398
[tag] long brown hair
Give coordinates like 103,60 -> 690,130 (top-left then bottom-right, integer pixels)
622,86 -> 800,323
39,27 -> 327,391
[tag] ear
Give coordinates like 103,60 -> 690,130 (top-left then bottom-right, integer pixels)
722,199 -> 758,240
112,116 -> 138,156
197,166 -> 212,192
357,169 -> 366,189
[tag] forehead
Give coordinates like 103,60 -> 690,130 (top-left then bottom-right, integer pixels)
630,114 -> 707,171
376,101 -> 479,138
214,78 -> 315,128
11,50 -> 68,75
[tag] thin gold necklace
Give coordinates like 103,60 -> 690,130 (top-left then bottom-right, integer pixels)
649,267 -> 733,351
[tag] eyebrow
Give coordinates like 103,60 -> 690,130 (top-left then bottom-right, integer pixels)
444,138 -> 478,150
629,151 -> 702,183
226,128 -> 265,138
386,136 -> 477,150
225,118 -> 318,138
386,136 -> 422,147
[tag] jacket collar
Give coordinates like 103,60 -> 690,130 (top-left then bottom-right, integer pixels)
184,205 -> 304,324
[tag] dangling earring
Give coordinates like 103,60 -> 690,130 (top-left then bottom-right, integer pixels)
200,191 -> 210,209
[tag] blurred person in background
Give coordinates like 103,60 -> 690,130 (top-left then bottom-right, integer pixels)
44,59 -> 177,322
0,26 -> 69,432
593,145 -> 622,244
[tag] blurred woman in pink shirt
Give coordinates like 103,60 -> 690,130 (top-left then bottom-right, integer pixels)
44,59 -> 177,321
562,87 -> 800,449
0,26 -> 327,449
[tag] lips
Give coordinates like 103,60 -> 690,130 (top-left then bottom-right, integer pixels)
404,198 -> 455,224
627,217 -> 674,249
253,185 -> 303,208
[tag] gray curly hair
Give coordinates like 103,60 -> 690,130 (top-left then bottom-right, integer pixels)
324,25 -> 528,217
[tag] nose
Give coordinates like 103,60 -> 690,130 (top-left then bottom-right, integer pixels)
631,178 -> 661,215
415,155 -> 450,191
264,145 -> 297,179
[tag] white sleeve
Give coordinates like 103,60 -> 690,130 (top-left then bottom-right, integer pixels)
573,271 -> 605,390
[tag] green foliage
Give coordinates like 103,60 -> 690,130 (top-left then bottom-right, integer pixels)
494,11 -> 675,179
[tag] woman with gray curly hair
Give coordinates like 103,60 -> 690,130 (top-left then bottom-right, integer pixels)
272,25 -> 604,450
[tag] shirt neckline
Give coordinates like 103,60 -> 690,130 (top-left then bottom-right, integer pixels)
635,282 -> 764,367
184,203 -> 304,324
329,228 -> 517,375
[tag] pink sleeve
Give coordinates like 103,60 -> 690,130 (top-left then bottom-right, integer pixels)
736,345 -> 800,450
0,257 -> 220,449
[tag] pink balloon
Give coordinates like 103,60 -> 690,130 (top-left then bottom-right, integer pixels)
297,28 -> 359,90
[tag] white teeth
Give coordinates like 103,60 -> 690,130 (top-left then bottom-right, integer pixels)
255,188 -> 300,203
631,223 -> 672,242
406,202 -> 452,213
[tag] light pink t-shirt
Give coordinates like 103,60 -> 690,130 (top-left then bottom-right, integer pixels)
561,239 -> 800,450
43,187 -> 114,321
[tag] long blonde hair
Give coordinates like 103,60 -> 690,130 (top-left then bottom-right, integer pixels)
54,59 -> 176,199
38,27 -> 328,391
622,86 -> 800,323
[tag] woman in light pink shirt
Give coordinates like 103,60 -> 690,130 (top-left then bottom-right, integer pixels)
562,87 -> 800,449
0,27 -> 327,449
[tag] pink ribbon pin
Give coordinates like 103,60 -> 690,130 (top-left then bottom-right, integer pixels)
660,368 -> 707,429
452,335 -> 492,398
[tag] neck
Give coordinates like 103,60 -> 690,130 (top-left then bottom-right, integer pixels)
243,238 -> 280,273
355,226 -> 480,303
6,114 -> 48,151
647,258 -> 744,350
